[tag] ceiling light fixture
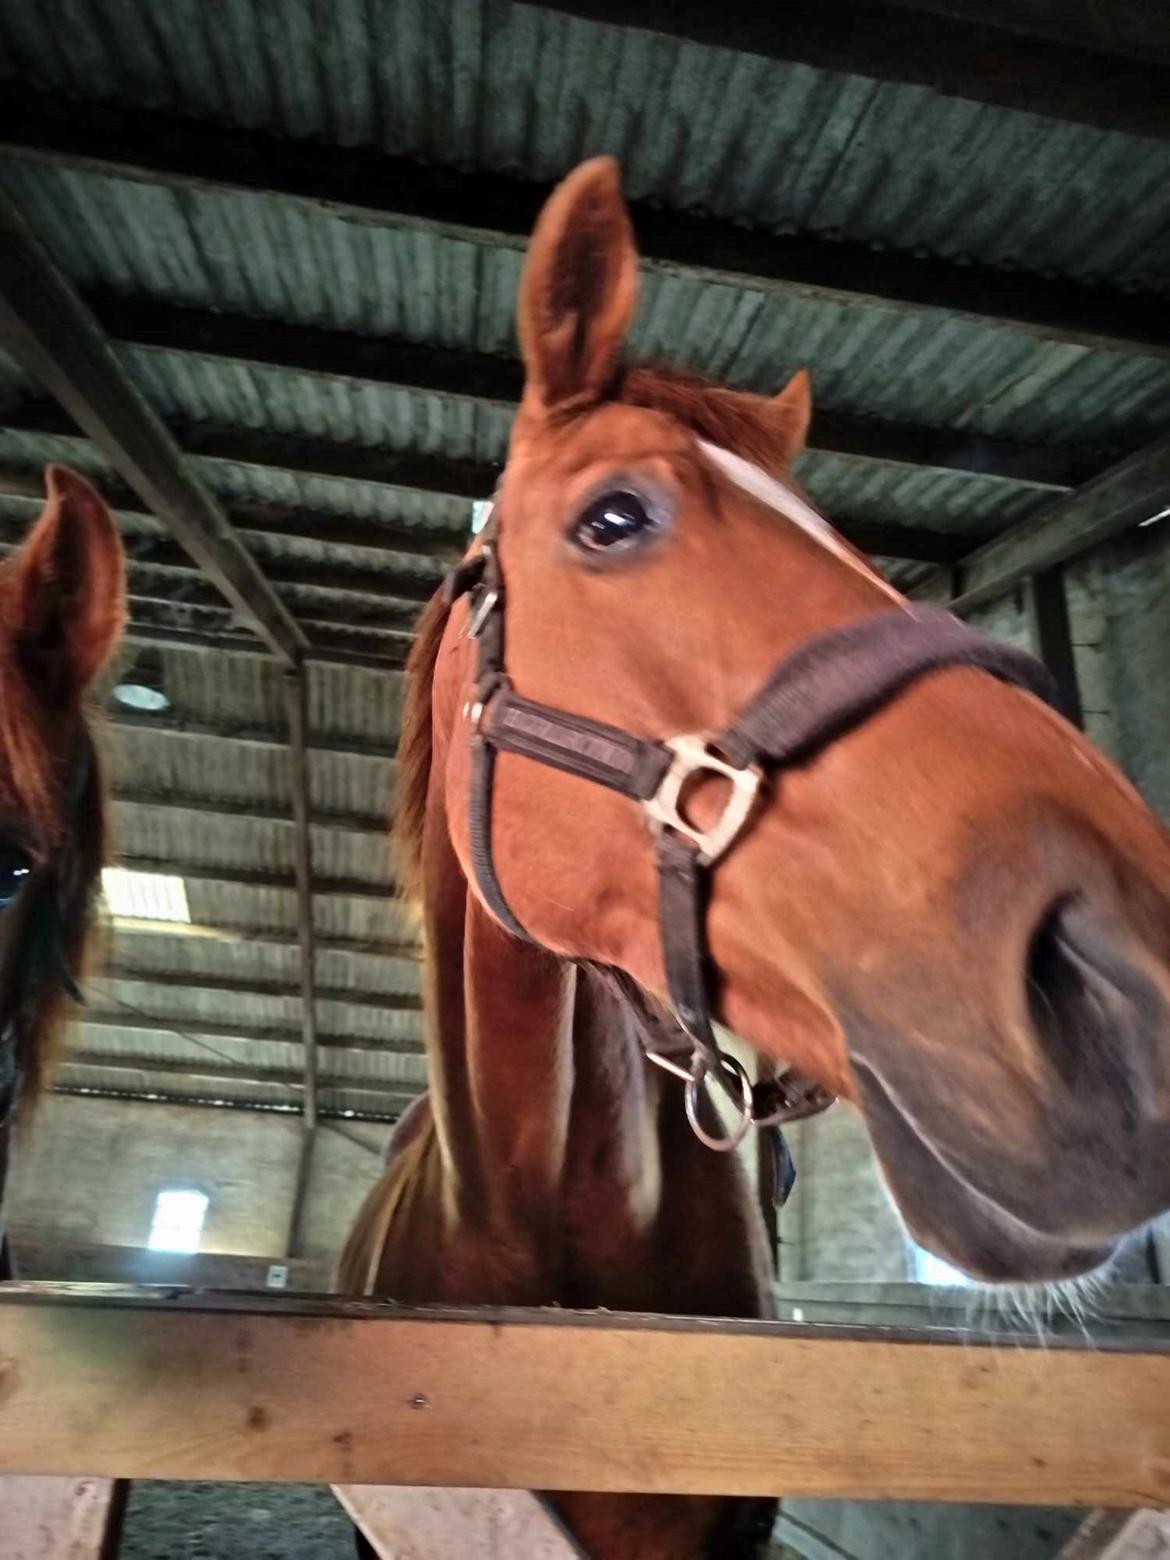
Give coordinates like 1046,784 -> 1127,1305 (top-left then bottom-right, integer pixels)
112,648 -> 171,713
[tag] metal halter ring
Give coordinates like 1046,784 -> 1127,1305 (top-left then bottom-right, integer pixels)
684,1051 -> 754,1154
642,733 -> 763,866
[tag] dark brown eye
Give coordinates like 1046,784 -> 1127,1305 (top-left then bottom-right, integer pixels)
0,842 -> 31,910
570,490 -> 662,557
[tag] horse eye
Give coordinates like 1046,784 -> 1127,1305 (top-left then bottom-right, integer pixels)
0,843 -> 31,910
570,489 -> 663,558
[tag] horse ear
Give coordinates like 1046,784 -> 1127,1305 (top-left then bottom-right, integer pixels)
7,465 -> 127,695
517,157 -> 639,413
769,369 -> 812,462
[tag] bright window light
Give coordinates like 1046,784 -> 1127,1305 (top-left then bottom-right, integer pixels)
911,1243 -> 971,1287
102,868 -> 191,923
147,1188 -> 209,1253
469,499 -> 493,535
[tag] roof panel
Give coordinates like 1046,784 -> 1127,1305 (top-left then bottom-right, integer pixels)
3,161 -> 1168,455
4,0 -> 1169,292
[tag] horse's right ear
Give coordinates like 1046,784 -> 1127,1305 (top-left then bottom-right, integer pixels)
7,465 -> 126,695
517,157 -> 639,415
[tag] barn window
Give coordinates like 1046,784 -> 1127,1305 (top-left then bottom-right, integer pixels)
147,1189 -> 209,1253
102,868 -> 191,923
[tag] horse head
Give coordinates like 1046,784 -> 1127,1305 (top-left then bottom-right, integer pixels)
428,158 -> 1170,1285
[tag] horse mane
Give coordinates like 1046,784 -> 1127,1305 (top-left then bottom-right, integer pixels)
391,362 -> 791,903
392,586 -> 451,910
0,639 -> 109,1115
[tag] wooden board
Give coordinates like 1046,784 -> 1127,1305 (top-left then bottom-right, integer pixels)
1059,1509 -> 1170,1557
334,1484 -> 583,1558
1,1286 -> 1170,1505
0,1477 -> 126,1559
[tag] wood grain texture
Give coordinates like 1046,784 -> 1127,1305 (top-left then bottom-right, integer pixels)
1,1288 -> 1169,1503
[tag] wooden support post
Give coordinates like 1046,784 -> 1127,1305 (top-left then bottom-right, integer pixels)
0,1476 -> 128,1559
0,188 -> 305,665
283,667 -> 319,1259
1028,567 -> 1085,729
2,1287 -> 1170,1502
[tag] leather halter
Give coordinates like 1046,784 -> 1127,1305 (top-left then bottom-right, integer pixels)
445,453 -> 1058,1151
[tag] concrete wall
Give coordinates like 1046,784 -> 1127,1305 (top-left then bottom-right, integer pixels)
779,1106 -> 908,1282
5,1096 -> 388,1272
1067,519 -> 1170,824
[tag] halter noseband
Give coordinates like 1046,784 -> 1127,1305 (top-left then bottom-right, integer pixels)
446,448 -> 1058,1151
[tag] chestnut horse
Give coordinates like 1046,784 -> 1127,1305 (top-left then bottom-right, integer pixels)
0,467 -> 125,1278
362,153 -> 1170,1285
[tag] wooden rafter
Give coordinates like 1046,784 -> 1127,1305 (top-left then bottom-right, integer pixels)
1,400 -> 972,565
86,292 -> 1107,490
77,1013 -> 422,1057
0,189 -> 305,665
913,432 -> 1170,613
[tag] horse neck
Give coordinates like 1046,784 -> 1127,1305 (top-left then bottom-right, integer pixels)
418,776 -> 658,1243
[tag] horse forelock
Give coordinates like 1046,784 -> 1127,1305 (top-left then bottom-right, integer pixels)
619,362 -> 794,479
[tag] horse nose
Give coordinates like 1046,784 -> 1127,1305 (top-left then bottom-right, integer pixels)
1025,895 -> 1170,1133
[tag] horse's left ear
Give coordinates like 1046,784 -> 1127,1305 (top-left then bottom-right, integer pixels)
8,465 -> 127,694
517,157 -> 639,414
768,369 -> 812,463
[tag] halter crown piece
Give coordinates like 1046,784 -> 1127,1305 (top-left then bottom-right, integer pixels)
445,447 -> 1060,1152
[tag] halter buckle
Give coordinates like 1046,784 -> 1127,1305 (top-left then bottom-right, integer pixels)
642,733 -> 763,866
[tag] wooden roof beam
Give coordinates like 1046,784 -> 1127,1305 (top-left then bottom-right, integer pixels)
94,969 -> 419,1017
1,402 -> 971,565
912,432 -> 1170,613
88,293 -> 1106,490
78,1011 -> 423,1057
0,189 -> 305,665
60,1051 -> 425,1105
113,789 -> 388,841
0,463 -> 468,557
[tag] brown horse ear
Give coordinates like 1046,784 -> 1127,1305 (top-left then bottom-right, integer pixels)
769,369 -> 812,463
517,157 -> 639,413
8,465 -> 127,694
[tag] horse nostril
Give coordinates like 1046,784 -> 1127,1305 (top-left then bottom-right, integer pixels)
1027,899 -> 1090,1089
1026,897 -> 1162,1108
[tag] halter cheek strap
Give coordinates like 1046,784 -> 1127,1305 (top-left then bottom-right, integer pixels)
446,462 -> 1059,1151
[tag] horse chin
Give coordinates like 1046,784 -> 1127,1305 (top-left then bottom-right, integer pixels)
854,1063 -> 1119,1284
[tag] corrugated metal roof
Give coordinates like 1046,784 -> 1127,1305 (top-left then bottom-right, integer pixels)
112,929 -> 421,999
0,397 -> 1080,555
121,344 -> 514,465
3,0 -> 1169,294
2,159 -> 1168,456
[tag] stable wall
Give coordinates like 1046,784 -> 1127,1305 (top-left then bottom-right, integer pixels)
5,1095 -> 389,1272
